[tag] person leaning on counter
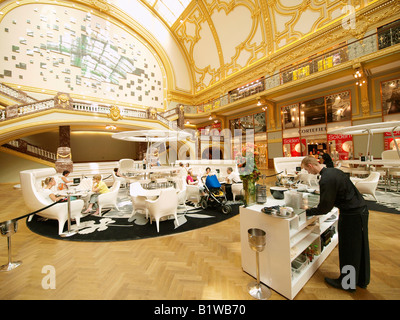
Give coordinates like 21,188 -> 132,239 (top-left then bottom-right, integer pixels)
301,155 -> 370,292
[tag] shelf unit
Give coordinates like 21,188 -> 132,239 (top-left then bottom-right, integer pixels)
240,197 -> 338,300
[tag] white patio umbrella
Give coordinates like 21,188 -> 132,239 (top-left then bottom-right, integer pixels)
112,129 -> 192,163
328,121 -> 400,158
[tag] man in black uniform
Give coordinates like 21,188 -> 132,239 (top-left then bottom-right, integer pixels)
320,150 -> 334,168
301,156 -> 370,292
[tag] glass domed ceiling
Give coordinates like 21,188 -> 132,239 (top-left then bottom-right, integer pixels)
143,0 -> 191,26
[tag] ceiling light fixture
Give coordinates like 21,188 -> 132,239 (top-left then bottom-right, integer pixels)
353,68 -> 362,79
353,67 -> 367,87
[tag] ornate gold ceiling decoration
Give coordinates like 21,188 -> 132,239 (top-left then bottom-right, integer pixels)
188,0 -> 399,104
175,0 -> 267,93
90,0 -> 110,12
173,0 -> 379,97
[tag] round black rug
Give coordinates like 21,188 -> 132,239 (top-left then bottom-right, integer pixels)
26,203 -> 241,242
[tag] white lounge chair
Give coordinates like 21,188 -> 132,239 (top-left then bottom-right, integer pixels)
351,171 -> 380,201
145,188 -> 179,232
20,168 -> 84,235
98,180 -> 121,215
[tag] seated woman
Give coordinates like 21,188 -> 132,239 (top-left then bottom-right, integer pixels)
83,174 -> 109,216
186,169 -> 198,185
202,167 -> 212,178
113,167 -> 122,177
59,170 -> 72,190
41,177 -> 66,203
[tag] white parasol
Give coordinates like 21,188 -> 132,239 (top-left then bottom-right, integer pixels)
112,129 -> 192,162
328,121 -> 400,157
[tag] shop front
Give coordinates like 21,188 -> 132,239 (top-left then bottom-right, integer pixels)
281,91 -> 353,161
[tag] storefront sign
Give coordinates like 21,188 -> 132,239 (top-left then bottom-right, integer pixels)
299,124 -> 326,136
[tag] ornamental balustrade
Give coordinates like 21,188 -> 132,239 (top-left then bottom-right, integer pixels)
0,82 -> 37,104
0,91 -> 179,130
2,138 -> 56,163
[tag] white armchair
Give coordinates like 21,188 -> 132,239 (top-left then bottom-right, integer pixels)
177,184 -> 188,213
98,180 -> 121,215
112,170 -> 126,188
231,183 -> 243,201
129,182 -> 148,216
186,184 -> 201,206
119,158 -> 134,175
351,172 -> 380,201
145,188 -> 179,233
20,168 -> 84,235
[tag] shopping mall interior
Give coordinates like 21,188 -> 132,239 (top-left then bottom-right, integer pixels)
0,0 -> 400,301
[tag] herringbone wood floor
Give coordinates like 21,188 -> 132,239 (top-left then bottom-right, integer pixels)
1,180 -> 400,300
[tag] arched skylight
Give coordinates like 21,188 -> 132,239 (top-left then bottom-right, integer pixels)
143,0 -> 191,26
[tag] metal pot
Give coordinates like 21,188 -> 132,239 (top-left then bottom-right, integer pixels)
270,186 -> 288,199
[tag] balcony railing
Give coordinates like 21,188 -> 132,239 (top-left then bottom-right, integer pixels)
0,92 -> 179,130
3,138 -> 57,163
0,83 -> 37,104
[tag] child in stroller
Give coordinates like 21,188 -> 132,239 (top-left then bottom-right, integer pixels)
200,174 -> 232,214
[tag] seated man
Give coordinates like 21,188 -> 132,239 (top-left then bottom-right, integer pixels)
225,167 -> 241,200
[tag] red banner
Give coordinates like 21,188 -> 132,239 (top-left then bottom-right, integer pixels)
327,134 -> 353,160
283,137 -> 306,157
384,131 -> 400,137
384,131 -> 400,150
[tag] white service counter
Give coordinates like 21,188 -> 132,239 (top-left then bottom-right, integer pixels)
240,195 -> 338,300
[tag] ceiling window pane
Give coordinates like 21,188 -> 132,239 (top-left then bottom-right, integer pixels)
144,0 -> 192,26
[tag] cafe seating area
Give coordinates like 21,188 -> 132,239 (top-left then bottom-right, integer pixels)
19,168 -> 85,235
339,149 -> 400,193
16,159 -> 243,234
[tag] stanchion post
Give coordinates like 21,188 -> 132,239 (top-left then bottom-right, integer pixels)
0,220 -> 22,272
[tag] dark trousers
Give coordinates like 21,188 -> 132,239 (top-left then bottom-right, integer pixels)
338,206 -> 370,287
225,184 -> 233,201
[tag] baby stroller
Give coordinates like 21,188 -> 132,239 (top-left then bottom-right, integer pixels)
199,175 -> 232,214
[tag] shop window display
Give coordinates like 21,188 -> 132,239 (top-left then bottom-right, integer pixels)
326,91 -> 351,122
282,104 -> 299,129
229,118 -> 241,134
300,97 -> 325,127
328,134 -> 353,161
239,115 -> 254,134
254,135 -> 268,169
381,78 -> 400,115
254,112 -> 266,133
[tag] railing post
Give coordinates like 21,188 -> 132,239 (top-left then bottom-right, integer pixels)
177,105 -> 185,130
54,92 -> 73,110
5,105 -> 19,119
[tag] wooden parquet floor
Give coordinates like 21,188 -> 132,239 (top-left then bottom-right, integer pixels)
1,181 -> 400,300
